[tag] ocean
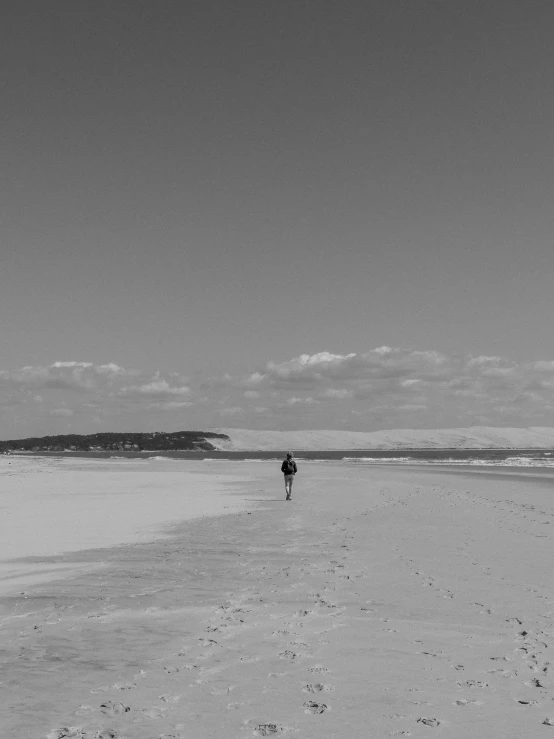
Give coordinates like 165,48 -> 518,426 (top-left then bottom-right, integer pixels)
18,448 -> 554,467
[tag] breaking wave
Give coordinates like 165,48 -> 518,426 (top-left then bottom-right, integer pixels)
342,455 -> 554,468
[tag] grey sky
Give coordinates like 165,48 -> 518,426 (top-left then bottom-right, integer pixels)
1,1 -> 554,436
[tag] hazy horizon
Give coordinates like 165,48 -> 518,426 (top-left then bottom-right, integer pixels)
2,1 -> 554,437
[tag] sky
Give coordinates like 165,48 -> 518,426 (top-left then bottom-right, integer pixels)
1,0 -> 554,437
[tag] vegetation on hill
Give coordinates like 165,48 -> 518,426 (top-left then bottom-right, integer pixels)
0,431 -> 229,453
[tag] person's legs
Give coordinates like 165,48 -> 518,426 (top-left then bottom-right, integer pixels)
284,474 -> 293,500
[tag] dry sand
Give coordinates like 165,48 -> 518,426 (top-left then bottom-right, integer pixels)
2,460 -> 554,738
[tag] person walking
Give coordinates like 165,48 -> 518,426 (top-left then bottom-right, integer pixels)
281,452 -> 297,501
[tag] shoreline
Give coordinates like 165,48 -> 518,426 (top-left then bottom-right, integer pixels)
3,462 -> 554,738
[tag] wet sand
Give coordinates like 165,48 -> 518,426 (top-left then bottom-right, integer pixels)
0,456 -> 253,595
2,461 -> 554,738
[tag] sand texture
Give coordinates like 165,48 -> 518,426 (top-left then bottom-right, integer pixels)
2,461 -> 554,738
0,456 -> 252,595
213,425 -> 554,450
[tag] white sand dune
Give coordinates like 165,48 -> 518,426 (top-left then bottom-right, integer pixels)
213,425 -> 554,450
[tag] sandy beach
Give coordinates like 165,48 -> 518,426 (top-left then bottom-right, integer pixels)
0,456 -> 253,596
2,459 -> 554,739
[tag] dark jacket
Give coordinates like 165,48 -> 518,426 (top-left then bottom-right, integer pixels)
281,459 -> 297,475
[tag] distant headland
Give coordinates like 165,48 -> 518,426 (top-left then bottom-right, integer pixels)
4,426 -> 554,453
0,431 -> 230,453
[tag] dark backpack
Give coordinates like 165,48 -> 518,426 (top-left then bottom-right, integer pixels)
282,458 -> 295,474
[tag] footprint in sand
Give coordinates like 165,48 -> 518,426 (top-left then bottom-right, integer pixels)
47,729 -> 86,739
253,724 -> 282,736
525,678 -> 546,688
303,683 -> 332,693
199,638 -> 218,647
95,731 -> 120,739
307,665 -> 329,674
140,707 -> 166,719
488,669 -> 517,678
100,700 -> 130,716
304,700 -> 328,714
457,680 -> 488,688
417,717 -> 440,727
516,699 -> 539,705
159,694 -> 181,703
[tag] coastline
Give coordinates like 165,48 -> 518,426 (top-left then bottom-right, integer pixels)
3,461 -> 554,738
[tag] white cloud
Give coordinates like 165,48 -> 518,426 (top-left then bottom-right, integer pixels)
50,361 -> 93,369
146,401 -> 192,411
246,372 -> 265,385
5,346 -> 554,434
96,363 -> 129,375
121,379 -> 190,398
374,345 -> 395,354
0,361 -> 136,393
286,396 -> 318,405
531,361 -> 554,372
219,406 -> 244,416
211,347 -> 554,428
322,388 -> 353,399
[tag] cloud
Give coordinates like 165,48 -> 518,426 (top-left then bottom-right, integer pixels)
0,361 -> 196,429
146,401 -> 192,411
0,361 -> 136,394
286,396 -> 318,405
219,406 -> 244,416
120,379 -> 190,399
211,347 -> 554,428
4,347 -> 554,434
322,388 -> 353,399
